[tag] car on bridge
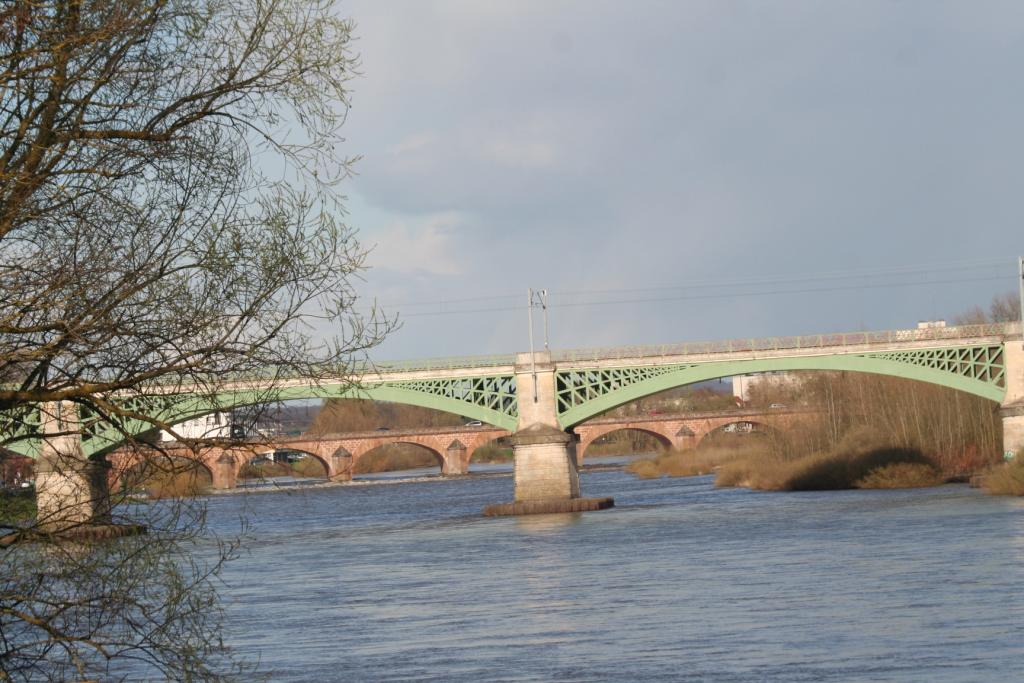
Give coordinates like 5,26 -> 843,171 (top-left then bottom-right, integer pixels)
464,420 -> 483,427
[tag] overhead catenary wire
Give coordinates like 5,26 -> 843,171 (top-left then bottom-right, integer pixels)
385,274 -> 1010,318
358,257 -> 1016,319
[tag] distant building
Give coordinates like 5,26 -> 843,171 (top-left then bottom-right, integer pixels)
159,407 -> 296,442
917,320 -> 947,329
159,411 -> 231,442
731,372 -> 800,403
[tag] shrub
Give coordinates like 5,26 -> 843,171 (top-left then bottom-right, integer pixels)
290,457 -> 327,478
625,460 -> 661,479
143,468 -> 212,499
855,462 -> 944,489
981,455 -> 1024,496
713,426 -> 941,492
627,445 -> 764,480
471,445 -> 514,463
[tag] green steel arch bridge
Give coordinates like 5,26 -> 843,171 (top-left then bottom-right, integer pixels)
11,321 -> 1024,456
17,321 -> 1024,524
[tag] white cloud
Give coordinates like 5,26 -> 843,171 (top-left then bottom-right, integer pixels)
366,211 -> 465,277
480,138 -> 557,169
386,132 -> 436,158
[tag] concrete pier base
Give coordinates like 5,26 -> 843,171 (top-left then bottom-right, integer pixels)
34,402 -> 112,531
483,496 -> 615,517
512,424 -> 580,501
35,456 -> 113,531
483,422 -> 614,516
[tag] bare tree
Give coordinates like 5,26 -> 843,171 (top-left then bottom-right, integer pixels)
1,1 -> 391,679
952,291 -> 1021,326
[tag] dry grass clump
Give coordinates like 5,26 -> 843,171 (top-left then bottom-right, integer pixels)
354,445 -> 439,474
715,453 -> 791,490
239,461 -> 291,479
854,462 -> 944,489
714,427 -> 943,491
471,445 -> 514,463
980,455 -> 1024,496
626,445 -> 760,480
142,466 -> 212,499
626,459 -> 662,479
290,456 -> 327,478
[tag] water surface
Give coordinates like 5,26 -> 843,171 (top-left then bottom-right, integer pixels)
208,460 -> 1024,681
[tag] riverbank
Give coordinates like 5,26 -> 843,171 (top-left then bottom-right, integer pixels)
627,430 -> 1019,495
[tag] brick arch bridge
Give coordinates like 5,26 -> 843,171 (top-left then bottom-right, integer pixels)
107,410 -> 809,490
107,425 -> 508,490
572,409 -> 811,457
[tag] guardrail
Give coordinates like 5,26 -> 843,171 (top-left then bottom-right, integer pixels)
362,353 -> 516,373
550,321 -> 1021,364
358,322 -> 1021,371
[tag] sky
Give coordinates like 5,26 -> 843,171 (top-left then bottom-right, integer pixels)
332,0 -> 1024,361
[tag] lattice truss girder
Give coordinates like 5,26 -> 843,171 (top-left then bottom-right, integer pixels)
383,375 -> 518,419
555,364 -> 696,416
863,345 -> 1005,388
555,344 -> 1006,418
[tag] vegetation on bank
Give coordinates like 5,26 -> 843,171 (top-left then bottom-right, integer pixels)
311,398 -> 463,433
471,445 -> 514,463
630,427 -> 950,491
239,456 -> 328,480
627,362 -> 1010,492
125,459 -> 214,499
977,454 -> 1024,496
713,427 -> 946,491
626,443 -> 751,479
353,445 -> 441,474
0,489 -> 36,526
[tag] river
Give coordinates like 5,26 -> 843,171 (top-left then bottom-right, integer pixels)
206,459 -> 1024,682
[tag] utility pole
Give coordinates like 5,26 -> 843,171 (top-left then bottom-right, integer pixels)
526,288 -> 551,402
1018,255 -> 1024,331
527,288 -> 537,402
538,289 -> 549,350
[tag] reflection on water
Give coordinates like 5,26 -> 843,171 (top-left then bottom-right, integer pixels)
512,511 -> 584,533
206,466 -> 1024,682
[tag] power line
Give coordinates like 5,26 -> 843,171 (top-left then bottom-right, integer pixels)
384,272 -> 1009,318
367,257 -> 1011,312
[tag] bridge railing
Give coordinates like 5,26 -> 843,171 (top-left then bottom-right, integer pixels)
360,353 -> 517,373
550,321 -> 1021,363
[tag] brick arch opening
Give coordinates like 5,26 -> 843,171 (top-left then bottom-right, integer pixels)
580,427 -> 672,460
469,436 -> 513,470
239,447 -> 331,479
115,452 -> 214,496
353,441 -> 445,477
698,420 -> 774,448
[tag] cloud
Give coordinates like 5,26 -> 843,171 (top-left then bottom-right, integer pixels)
480,138 -> 556,169
366,211 -> 466,277
337,0 -> 1024,359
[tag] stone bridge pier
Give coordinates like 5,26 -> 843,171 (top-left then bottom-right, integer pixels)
484,352 -> 612,515
34,401 -> 111,531
1000,341 -> 1024,459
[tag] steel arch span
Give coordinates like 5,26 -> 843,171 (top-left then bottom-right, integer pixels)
65,374 -> 520,458
554,344 -> 1006,428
